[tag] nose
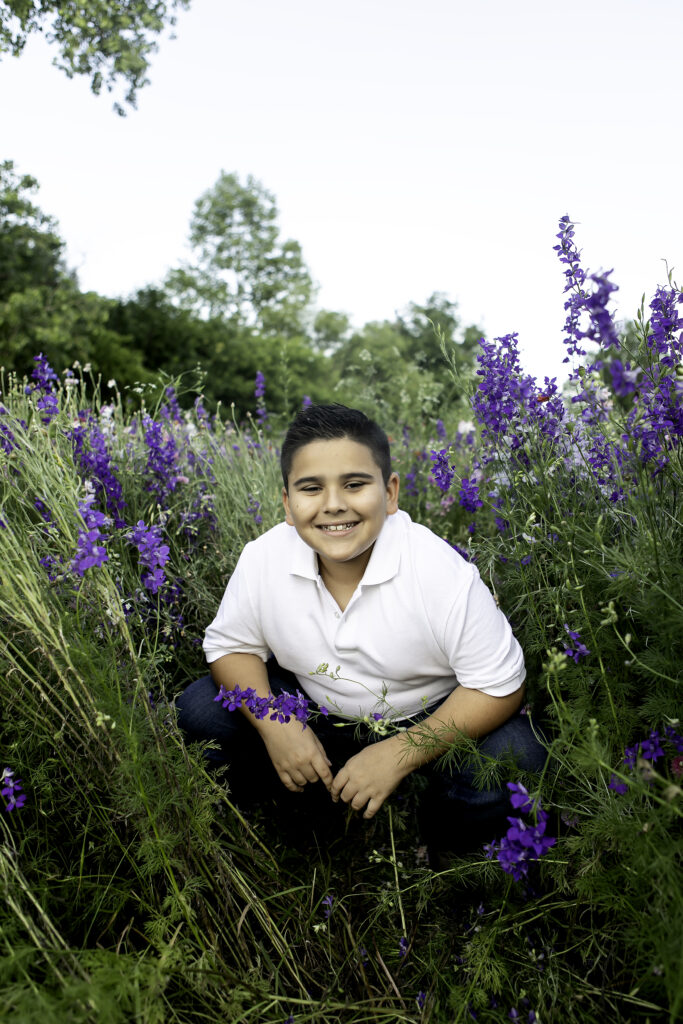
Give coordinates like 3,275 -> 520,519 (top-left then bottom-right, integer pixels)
323,485 -> 347,513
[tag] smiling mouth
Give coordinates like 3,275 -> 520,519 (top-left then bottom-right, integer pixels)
317,522 -> 359,533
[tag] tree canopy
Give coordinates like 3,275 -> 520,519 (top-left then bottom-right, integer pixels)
0,0 -> 190,110
0,160 -> 481,424
166,171 -> 315,336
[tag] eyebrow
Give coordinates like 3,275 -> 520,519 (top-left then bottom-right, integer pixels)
292,472 -> 375,487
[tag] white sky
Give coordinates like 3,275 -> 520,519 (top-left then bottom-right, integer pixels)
1,0 -> 682,385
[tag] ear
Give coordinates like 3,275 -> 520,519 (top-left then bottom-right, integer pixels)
282,487 -> 295,525
385,472 -> 400,515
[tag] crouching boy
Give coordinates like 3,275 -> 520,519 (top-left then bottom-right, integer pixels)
176,404 -> 546,863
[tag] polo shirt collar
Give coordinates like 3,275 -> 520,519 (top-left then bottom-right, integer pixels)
287,510 -> 406,585
360,510 -> 404,585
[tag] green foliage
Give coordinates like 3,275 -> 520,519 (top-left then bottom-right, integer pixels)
0,161 -> 152,389
1,160 -> 479,426
332,295 -> 480,424
0,0 -> 191,111
165,170 -> 315,335
1,340 -> 681,1020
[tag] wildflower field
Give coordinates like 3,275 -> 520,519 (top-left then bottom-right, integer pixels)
1,219 -> 681,1023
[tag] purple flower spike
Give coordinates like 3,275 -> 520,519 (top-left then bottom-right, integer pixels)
430,448 -> 455,492
398,936 -> 409,957
608,774 -> 628,795
485,782 -> 555,880
458,477 -> 483,512
322,894 -> 334,918
1,767 -> 27,812
563,624 -> 590,663
254,371 -> 267,425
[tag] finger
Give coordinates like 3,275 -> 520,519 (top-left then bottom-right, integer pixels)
313,736 -> 333,768
280,772 -> 304,793
351,791 -> 370,812
330,769 -> 348,802
312,755 -> 334,788
363,797 -> 383,820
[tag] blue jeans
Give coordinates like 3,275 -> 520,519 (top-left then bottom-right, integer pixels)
175,660 -> 548,855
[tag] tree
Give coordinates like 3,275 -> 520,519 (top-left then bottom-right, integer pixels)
0,160 -> 150,387
0,160 -> 67,299
394,292 -> 481,377
165,172 -> 315,337
332,320 -> 444,424
0,0 -> 190,111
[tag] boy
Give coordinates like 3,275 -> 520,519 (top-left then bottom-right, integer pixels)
176,404 -> 546,860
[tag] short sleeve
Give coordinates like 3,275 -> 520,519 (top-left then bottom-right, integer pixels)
441,561 -> 525,697
202,542 -> 270,663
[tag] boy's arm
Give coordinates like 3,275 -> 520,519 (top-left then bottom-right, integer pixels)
210,653 -> 333,794
330,682 -> 525,819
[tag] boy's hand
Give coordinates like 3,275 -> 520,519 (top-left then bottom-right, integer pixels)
259,719 -> 334,794
331,736 -> 411,819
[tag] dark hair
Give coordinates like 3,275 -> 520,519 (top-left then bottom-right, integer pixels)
280,404 -> 392,490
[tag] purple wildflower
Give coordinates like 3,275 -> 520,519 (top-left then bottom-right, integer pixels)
484,784 -> 555,880
563,624 -> 590,663
302,394 -> 312,409
404,468 -> 419,496
1,768 -> 26,812
555,218 -> 620,358
71,495 -> 110,576
430,448 -> 454,492
664,725 -> 683,752
608,774 -> 628,795
472,334 -> 565,454
0,407 -> 17,453
160,386 -> 183,425
507,781 -> 534,813
609,358 -> 639,397
194,395 -> 209,423
399,936 -> 409,958
458,477 -> 483,512
647,286 -> 683,363
70,418 -> 127,527
126,520 -> 170,595
247,494 -> 263,526
435,418 -> 447,440
34,498 -> 52,523
25,353 -> 60,424
214,685 -> 311,729
322,894 -> 334,918
640,730 -> 665,762
583,269 -> 620,352
416,991 -> 426,1010
142,415 -> 180,497
448,540 -> 471,562
254,371 -> 267,426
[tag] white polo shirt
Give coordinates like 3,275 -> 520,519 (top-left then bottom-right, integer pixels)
203,509 -> 525,721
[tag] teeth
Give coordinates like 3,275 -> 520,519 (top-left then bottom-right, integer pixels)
321,523 -> 357,532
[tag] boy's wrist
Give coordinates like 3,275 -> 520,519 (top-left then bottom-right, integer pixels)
382,732 -> 423,777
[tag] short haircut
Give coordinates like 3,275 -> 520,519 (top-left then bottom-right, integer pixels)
281,404 -> 392,490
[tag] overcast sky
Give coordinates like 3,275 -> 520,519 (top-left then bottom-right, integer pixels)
1,0 -> 681,385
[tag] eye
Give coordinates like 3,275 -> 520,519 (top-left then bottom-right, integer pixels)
346,481 -> 365,489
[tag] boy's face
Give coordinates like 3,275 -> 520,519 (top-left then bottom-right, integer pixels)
282,437 -> 399,578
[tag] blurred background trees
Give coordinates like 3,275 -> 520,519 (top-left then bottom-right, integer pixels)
0,159 -> 481,423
